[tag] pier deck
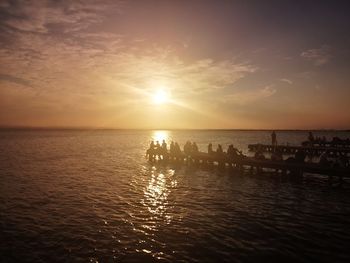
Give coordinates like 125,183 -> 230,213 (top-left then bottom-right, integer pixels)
248,144 -> 350,156
301,140 -> 350,148
148,151 -> 350,179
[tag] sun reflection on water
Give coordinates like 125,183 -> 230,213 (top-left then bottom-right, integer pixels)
141,168 -> 176,225
152,130 -> 169,143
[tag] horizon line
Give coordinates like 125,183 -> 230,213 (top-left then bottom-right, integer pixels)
0,125 -> 349,132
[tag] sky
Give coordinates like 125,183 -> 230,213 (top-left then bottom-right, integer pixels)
0,0 -> 350,129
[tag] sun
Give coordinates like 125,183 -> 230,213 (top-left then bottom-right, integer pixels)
152,89 -> 170,104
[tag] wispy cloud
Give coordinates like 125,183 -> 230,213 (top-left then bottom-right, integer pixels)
280,78 -> 293,85
0,0 -> 124,34
0,0 -> 257,107
220,85 -> 276,105
300,45 -> 331,66
0,73 -> 34,88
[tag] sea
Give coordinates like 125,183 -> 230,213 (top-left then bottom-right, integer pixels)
0,129 -> 350,263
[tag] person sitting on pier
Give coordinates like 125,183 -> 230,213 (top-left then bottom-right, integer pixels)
216,144 -> 223,156
191,142 -> 199,163
271,148 -> 283,161
336,153 -> 349,168
227,144 -> 234,157
146,141 -> 156,161
332,136 -> 340,143
184,141 -> 192,155
208,143 -> 214,155
295,150 -> 306,163
308,132 -> 315,143
254,149 -> 265,160
170,141 -> 175,155
184,141 -> 192,162
161,139 -> 168,160
150,141 -> 155,151
192,142 -> 199,154
174,142 -> 182,160
155,141 -> 161,159
319,151 -> 330,166
227,144 -> 241,159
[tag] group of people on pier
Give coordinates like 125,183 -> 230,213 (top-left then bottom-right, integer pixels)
146,137 -> 349,170
146,140 -> 244,162
207,143 -> 243,158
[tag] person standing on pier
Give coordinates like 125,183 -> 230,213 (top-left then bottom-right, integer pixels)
271,131 -> 277,147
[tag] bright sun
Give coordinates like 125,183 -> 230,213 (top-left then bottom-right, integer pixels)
152,89 -> 170,104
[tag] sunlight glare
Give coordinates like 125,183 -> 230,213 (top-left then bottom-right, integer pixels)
152,89 -> 170,104
152,130 -> 169,142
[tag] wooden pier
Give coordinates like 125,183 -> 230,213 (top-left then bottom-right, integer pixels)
147,151 -> 350,179
301,140 -> 350,148
248,144 -> 350,157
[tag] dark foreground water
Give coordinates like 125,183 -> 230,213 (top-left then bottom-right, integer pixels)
1,129 -> 350,263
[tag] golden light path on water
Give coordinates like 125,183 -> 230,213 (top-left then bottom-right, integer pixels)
143,168 -> 177,221
135,129 -> 179,258
144,131 -> 175,223
152,130 -> 169,143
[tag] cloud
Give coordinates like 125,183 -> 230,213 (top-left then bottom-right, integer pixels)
280,78 -> 292,85
0,73 -> 34,88
0,26 -> 256,106
300,45 -> 331,66
0,0 -> 124,34
220,85 -> 276,105
0,0 -> 258,128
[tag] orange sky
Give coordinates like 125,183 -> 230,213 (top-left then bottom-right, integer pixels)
0,0 -> 350,129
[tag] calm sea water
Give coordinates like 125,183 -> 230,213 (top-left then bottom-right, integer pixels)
1,129 -> 350,263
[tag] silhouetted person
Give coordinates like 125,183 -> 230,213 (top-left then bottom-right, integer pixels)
271,149 -> 283,161
319,151 -> 330,166
227,144 -> 240,159
147,141 -> 155,161
308,132 -> 314,142
227,145 -> 234,157
149,141 -> 155,151
295,150 -> 306,163
254,150 -> 265,160
191,142 -> 199,163
184,141 -> 192,155
155,141 -> 161,159
184,141 -> 192,163
271,131 -> 277,147
337,154 -> 349,168
170,141 -> 175,155
174,142 -> 181,160
216,144 -> 223,156
208,143 -> 214,155
161,140 -> 168,160
192,142 -> 199,153
162,140 -> 167,150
